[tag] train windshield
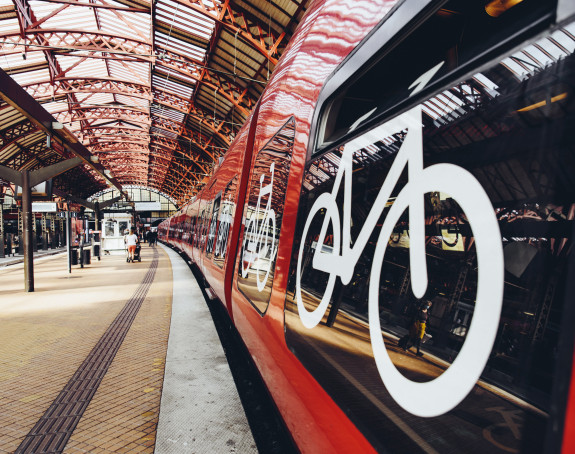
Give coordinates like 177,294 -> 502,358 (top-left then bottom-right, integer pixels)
286,1 -> 573,453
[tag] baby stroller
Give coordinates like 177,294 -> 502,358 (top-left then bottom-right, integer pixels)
133,242 -> 142,262
126,242 -> 142,262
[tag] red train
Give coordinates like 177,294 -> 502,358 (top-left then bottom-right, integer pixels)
159,0 -> 575,452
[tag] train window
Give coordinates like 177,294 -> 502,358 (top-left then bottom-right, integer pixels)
203,202 -> 213,250
205,193 -> 221,257
314,0 -> 558,155
214,177 -> 239,268
286,4 -> 573,454
193,209 -> 202,247
104,220 -> 114,237
198,210 -> 205,247
237,118 -> 296,314
188,215 -> 196,245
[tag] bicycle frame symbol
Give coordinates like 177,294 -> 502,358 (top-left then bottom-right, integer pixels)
295,105 -> 504,417
241,163 -> 277,291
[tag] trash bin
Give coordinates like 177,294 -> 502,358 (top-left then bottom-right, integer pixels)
70,248 -> 78,265
83,249 -> 91,265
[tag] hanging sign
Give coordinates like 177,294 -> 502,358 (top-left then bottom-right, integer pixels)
32,202 -> 57,212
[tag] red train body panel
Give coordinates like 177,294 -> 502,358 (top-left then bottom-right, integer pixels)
160,0 -> 575,452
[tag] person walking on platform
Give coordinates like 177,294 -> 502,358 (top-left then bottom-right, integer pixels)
125,227 -> 139,263
398,301 -> 432,356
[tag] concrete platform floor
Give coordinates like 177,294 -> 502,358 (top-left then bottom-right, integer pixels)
0,244 -> 255,453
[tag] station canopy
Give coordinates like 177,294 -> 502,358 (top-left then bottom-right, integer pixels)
0,0 -> 310,205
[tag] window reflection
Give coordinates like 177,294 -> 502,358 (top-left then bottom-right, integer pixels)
206,195 -> 220,256
214,177 -> 238,268
237,118 -> 295,314
105,220 -> 114,237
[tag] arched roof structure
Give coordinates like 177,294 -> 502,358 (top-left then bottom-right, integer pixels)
0,0 -> 311,205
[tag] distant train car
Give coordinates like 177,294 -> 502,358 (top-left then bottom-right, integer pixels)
160,0 -> 575,452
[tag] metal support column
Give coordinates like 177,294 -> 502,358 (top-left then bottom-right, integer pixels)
66,207 -> 71,274
49,214 -> 56,248
94,201 -> 101,234
22,170 -> 34,292
18,208 -> 23,254
42,213 -> 48,250
32,206 -> 37,252
60,217 -> 65,246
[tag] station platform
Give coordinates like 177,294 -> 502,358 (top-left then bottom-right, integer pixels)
0,244 -> 257,453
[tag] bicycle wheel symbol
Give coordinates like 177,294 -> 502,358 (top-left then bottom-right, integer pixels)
369,166 -> 504,417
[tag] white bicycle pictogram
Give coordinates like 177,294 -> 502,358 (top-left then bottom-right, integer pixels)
241,163 -> 277,291
214,201 -> 233,257
295,105 -> 504,417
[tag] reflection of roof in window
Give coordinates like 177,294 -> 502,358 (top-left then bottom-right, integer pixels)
502,22 -> 575,80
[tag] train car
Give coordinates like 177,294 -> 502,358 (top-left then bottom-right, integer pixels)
159,0 -> 575,452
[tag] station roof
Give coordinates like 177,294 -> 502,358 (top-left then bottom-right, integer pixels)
0,0 -> 310,204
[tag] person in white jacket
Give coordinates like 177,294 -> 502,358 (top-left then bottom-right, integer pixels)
124,227 -> 139,262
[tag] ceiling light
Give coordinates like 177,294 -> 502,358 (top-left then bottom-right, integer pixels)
485,0 -> 524,17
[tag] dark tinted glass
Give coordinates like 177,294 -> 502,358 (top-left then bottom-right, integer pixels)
206,194 -> 221,257
238,118 -> 295,314
317,0 -> 558,153
214,177 -> 239,268
285,13 -> 574,454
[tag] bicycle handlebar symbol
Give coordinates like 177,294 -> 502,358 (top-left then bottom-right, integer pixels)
241,163 -> 277,291
295,105 -> 504,417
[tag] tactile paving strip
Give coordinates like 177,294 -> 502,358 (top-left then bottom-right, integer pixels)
14,249 -> 159,454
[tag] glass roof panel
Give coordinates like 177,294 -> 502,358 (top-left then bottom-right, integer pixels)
156,0 -> 216,40
155,31 -> 206,61
11,68 -> 50,86
99,9 -> 151,41
115,94 -> 150,108
158,108 -> 185,123
155,65 -> 197,86
30,3 -> 100,32
151,125 -> 178,139
0,17 -> 23,36
152,74 -> 193,98
108,60 -> 150,85
61,57 -> 109,78
1,51 -> 47,71
75,92 -> 116,105
40,100 -> 64,115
